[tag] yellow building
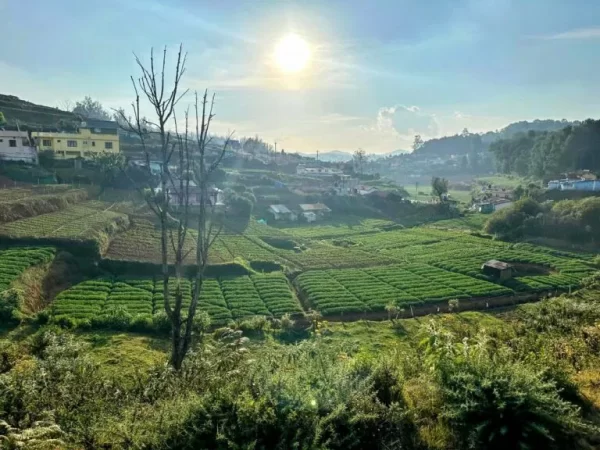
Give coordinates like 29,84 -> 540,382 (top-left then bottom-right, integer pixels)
34,119 -> 120,159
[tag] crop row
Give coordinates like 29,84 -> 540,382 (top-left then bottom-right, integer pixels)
280,217 -> 395,239
0,205 -> 126,241
0,247 -> 56,292
105,219 -> 233,264
51,272 -> 302,325
295,263 -> 516,316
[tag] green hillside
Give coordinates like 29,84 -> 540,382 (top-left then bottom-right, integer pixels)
0,93 -> 80,131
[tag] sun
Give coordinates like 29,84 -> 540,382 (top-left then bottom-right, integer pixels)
274,34 -> 311,73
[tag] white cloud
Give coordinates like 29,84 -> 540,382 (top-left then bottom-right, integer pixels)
535,27 -> 600,40
375,104 -> 439,137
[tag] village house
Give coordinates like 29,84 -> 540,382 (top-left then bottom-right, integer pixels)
34,119 -> 120,160
296,165 -> 343,176
268,204 -> 297,221
299,203 -> 331,220
155,179 -> 224,206
0,130 -> 37,163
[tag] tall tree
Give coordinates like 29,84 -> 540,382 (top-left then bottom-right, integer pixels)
412,135 -> 424,152
72,96 -> 111,120
117,45 -> 231,370
431,176 -> 449,202
353,148 -> 366,174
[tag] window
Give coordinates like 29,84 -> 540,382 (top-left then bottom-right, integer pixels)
57,140 -> 61,143
66,151 -> 80,156
0,139 -> 3,142
104,142 -> 113,150
43,139 -> 52,147
9,140 -> 16,148
92,142 -> 96,147
83,141 -> 88,145
67,140 -> 78,147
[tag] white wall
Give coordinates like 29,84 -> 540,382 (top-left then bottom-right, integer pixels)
0,131 -> 38,163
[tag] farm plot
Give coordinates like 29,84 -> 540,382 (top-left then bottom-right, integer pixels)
296,263 -> 516,317
105,219 -> 233,264
220,236 -> 291,265
0,205 -> 127,243
250,272 -> 303,316
0,185 -> 75,203
52,278 -> 113,320
266,241 -> 397,270
219,276 -> 271,319
431,248 -> 594,282
294,271 -> 368,316
0,247 -> 55,292
105,281 -> 153,315
51,272 -> 301,326
280,218 -> 395,239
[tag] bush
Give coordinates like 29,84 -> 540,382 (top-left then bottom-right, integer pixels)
0,289 -> 24,323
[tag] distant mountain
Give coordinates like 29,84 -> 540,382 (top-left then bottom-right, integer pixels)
481,119 -> 578,144
300,150 -> 354,162
411,119 -> 579,158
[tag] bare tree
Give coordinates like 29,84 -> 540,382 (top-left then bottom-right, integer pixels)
116,45 -> 231,369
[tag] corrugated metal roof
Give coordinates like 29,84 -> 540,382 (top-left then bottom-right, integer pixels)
269,204 -> 292,214
299,203 -> 331,212
482,260 -> 512,270
81,119 -> 119,129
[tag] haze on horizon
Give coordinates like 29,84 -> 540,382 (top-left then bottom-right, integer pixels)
1,0 -> 599,154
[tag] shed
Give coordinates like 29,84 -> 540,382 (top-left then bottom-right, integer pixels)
268,204 -> 296,221
478,202 -> 495,214
303,211 -> 317,223
299,203 -> 331,216
481,260 -> 514,281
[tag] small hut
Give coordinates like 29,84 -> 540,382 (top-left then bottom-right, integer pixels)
481,260 -> 514,281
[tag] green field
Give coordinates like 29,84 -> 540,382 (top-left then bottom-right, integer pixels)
51,272 -> 303,326
0,186 -> 595,327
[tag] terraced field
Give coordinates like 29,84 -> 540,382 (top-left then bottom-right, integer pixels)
0,204 -> 127,243
105,219 -> 233,264
279,218 -> 395,239
295,264 -> 516,316
51,272 -> 302,326
0,247 -> 55,292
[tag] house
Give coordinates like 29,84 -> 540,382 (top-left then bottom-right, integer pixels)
303,211 -> 317,223
296,165 -> 343,176
299,203 -> 331,217
481,260 -> 514,281
34,119 -> 120,159
155,180 -> 224,206
268,204 -> 297,221
0,131 -> 37,163
356,185 -> 378,196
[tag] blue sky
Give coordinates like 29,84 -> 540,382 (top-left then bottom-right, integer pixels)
1,0 -> 599,153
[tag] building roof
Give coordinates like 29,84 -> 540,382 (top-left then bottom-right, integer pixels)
269,204 -> 292,214
482,260 -> 513,271
299,203 -> 331,212
80,119 -> 119,130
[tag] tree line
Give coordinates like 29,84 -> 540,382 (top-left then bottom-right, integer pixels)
489,119 -> 600,179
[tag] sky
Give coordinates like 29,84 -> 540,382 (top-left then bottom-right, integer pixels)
1,0 -> 600,154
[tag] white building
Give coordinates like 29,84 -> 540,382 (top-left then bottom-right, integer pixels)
296,165 -> 343,176
0,131 -> 37,164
